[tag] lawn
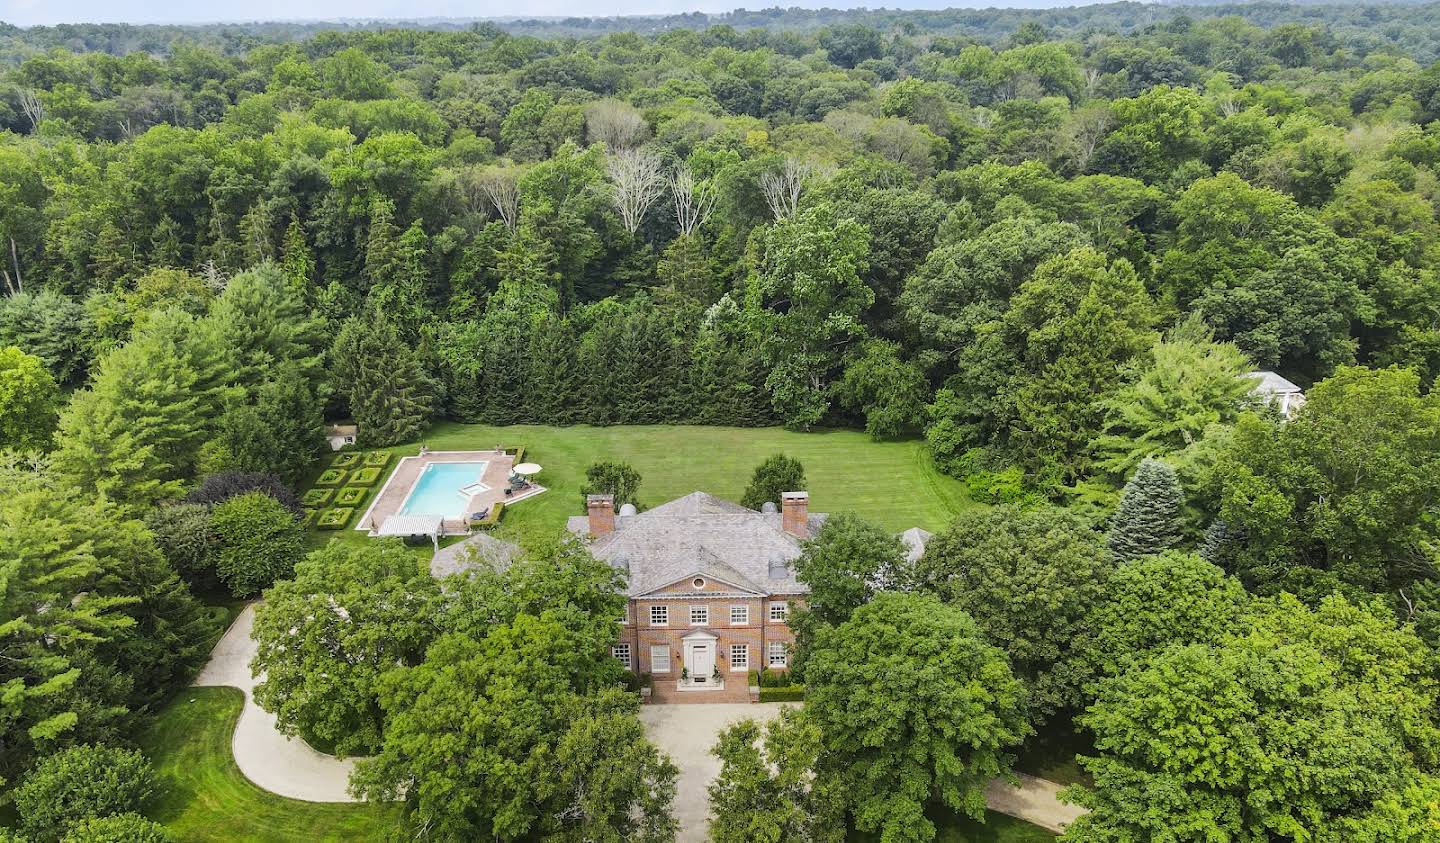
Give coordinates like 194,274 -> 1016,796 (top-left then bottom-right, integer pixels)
140,687 -> 398,842
851,809 -> 1056,842
317,424 -> 971,552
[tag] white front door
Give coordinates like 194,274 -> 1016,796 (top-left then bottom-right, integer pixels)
687,642 -> 714,683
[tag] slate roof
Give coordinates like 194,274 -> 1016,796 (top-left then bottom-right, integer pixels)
1247,370 -> 1303,395
429,532 -> 523,579
900,527 -> 933,563
566,491 -> 824,597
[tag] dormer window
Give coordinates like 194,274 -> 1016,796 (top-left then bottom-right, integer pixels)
768,560 -> 788,579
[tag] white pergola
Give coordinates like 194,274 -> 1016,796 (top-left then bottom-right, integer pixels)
375,514 -> 444,550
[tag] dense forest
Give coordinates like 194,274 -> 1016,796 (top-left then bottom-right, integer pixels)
4,3 -> 1440,840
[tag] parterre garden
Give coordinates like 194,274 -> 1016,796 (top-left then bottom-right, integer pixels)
299,450 -> 391,534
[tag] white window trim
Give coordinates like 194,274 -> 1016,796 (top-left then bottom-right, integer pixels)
650,645 -> 671,673
730,644 -> 749,672
730,605 -> 749,625
767,642 -> 787,668
650,605 -> 668,627
769,601 -> 789,622
613,644 -> 631,669
689,605 -> 709,626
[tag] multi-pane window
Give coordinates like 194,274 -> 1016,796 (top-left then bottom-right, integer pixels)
651,645 -> 671,673
650,605 -> 668,626
767,641 -> 787,668
612,644 -> 631,669
730,644 -> 749,670
768,601 -> 789,622
690,605 -> 709,625
730,605 -> 749,625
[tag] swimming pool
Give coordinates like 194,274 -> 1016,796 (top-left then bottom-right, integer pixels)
397,461 -> 489,519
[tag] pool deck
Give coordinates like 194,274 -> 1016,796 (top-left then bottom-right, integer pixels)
355,450 -> 547,536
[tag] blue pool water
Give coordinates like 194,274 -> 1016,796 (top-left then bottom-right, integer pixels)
398,462 -> 489,518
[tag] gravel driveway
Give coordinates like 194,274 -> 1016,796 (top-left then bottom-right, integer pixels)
192,603 -> 361,802
640,703 -> 792,842
639,702 -> 1085,840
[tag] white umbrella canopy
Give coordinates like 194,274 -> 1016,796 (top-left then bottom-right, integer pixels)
513,463 -> 543,475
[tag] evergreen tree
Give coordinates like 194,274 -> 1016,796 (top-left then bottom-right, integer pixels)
53,309 -> 232,510
279,214 -> 315,301
1107,457 -> 1185,562
205,263 -> 327,394
1199,518 -> 1244,568
1,463 -> 138,783
150,215 -> 184,269
362,198 -> 400,294
331,315 -> 436,446
240,202 -> 275,267
366,220 -> 431,341
658,233 -> 718,303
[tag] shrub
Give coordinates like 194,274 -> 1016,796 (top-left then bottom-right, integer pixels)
330,452 -> 361,468
754,669 -> 793,687
579,461 -> 643,510
185,471 -> 303,515
963,466 -> 1044,507
334,486 -> 368,506
315,468 -> 346,487
143,502 -> 216,587
211,492 -> 305,596
301,488 -> 333,507
13,745 -> 158,841
61,814 -> 174,843
348,466 -> 382,486
470,501 -> 504,529
317,507 -> 355,530
740,454 -> 806,510
758,686 -> 805,702
363,451 -> 391,467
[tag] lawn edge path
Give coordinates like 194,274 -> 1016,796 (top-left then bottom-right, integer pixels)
191,603 -> 363,803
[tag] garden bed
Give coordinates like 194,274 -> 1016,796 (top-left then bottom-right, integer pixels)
316,507 -> 354,530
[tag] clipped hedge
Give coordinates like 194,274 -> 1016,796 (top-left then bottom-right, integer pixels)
315,468 -> 346,487
330,452 -> 361,469
316,507 -> 354,530
334,486 -> 368,507
301,488 -> 333,507
363,451 -> 391,468
301,509 -> 317,528
758,686 -> 805,702
752,669 -> 793,688
349,467 -> 382,487
470,501 -> 504,530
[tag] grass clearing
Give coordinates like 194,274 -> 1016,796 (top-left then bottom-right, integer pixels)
140,687 -> 397,842
313,424 -> 971,550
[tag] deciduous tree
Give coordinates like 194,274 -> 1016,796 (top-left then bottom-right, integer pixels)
252,542 -> 441,756
805,592 -> 1029,842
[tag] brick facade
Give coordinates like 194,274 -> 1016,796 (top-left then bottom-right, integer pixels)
614,582 -> 802,703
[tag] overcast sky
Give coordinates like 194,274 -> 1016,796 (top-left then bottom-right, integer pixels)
4,0 -> 981,27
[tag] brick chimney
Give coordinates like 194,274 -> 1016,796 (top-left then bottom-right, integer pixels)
781,491 -> 809,537
587,494 -> 615,537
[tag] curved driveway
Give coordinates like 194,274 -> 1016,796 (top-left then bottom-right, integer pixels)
192,603 -> 362,803
194,605 -> 1084,832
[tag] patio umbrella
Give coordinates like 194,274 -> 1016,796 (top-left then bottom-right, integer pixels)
513,463 -> 543,476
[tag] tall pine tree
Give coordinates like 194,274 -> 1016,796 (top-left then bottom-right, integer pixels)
1107,458 -> 1185,562
331,315 -> 436,446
